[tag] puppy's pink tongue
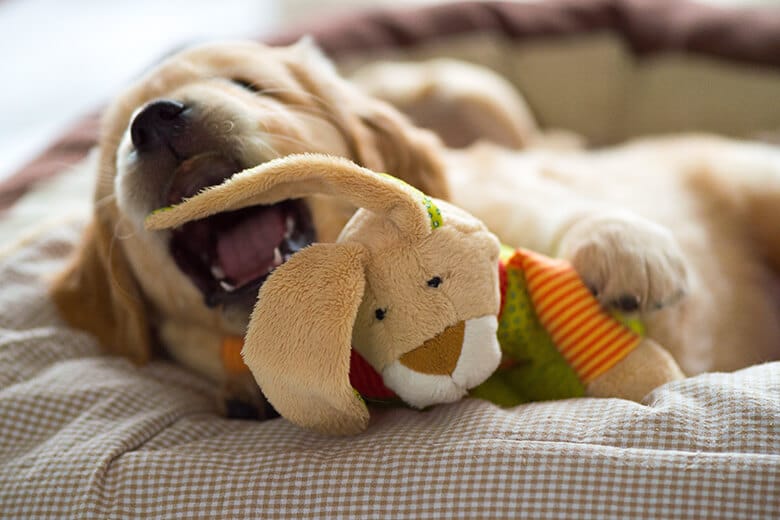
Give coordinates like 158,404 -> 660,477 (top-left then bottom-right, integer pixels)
216,207 -> 286,287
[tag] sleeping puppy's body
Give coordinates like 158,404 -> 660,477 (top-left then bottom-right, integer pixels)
52,41 -> 780,413
444,137 -> 780,374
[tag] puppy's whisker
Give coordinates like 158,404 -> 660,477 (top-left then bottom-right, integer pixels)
263,132 -> 319,151
281,103 -> 335,119
259,100 -> 334,125
277,99 -> 355,124
94,193 -> 117,210
245,136 -> 282,160
105,219 -> 144,306
259,87 -> 338,112
112,218 -> 136,241
288,107 -> 344,125
246,118 -> 304,157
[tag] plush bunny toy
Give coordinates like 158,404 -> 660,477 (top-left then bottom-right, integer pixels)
146,154 -> 684,436
146,154 -> 504,435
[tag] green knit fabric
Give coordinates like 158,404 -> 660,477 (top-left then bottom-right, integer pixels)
470,258 -> 585,406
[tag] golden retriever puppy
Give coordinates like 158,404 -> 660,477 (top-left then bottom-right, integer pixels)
51,40 -> 780,417
51,40 -> 448,417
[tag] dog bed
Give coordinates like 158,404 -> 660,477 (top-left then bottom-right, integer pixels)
1,1 -> 779,518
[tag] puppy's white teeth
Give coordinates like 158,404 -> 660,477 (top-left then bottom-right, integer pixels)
210,265 -> 226,280
219,280 -> 236,292
285,216 -> 295,238
273,248 -> 283,266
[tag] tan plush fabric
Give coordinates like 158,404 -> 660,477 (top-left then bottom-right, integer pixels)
1,223 -> 779,518
148,154 -> 502,434
246,241 -> 370,436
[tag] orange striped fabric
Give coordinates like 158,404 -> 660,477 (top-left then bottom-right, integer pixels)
508,248 -> 642,384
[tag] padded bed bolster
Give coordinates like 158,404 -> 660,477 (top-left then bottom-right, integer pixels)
0,114 -> 100,213
268,0 -> 780,68
3,0 -> 780,211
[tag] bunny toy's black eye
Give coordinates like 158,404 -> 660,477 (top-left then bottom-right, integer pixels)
427,276 -> 443,288
375,308 -> 387,321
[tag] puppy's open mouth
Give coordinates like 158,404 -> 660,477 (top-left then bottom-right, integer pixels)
165,153 -> 315,307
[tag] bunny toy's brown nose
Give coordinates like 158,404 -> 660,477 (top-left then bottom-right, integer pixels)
399,321 -> 465,375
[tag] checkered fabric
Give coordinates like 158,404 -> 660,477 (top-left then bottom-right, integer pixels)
1,223 -> 778,519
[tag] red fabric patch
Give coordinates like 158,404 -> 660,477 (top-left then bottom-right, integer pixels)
498,259 -> 508,319
349,350 -> 397,399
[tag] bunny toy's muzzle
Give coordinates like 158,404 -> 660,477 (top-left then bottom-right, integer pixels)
381,315 -> 502,408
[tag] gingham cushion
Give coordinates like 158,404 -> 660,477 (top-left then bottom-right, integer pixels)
1,224 -> 778,519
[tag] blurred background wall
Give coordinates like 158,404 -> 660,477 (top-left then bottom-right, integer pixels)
0,0 -> 774,180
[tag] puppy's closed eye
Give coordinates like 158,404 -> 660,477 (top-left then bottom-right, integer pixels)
230,78 -> 261,93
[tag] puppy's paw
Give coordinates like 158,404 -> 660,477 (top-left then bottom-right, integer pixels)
218,373 -> 279,421
558,213 -> 689,313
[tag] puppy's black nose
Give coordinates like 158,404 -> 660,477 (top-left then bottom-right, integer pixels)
130,99 -> 187,153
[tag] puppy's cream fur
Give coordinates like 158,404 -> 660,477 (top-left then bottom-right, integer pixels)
52,41 -> 780,410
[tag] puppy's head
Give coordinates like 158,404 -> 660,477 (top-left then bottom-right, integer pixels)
51,39 -> 448,366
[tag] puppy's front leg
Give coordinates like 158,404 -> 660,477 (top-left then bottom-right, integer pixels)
160,321 -> 275,420
218,372 -> 278,421
556,212 -> 690,313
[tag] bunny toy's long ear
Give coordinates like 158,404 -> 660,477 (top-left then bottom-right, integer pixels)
245,241 -> 370,435
145,153 -> 439,241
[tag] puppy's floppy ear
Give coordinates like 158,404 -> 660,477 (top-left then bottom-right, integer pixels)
282,41 -> 449,202
50,211 -> 152,364
353,97 -> 451,203
244,242 -> 370,435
